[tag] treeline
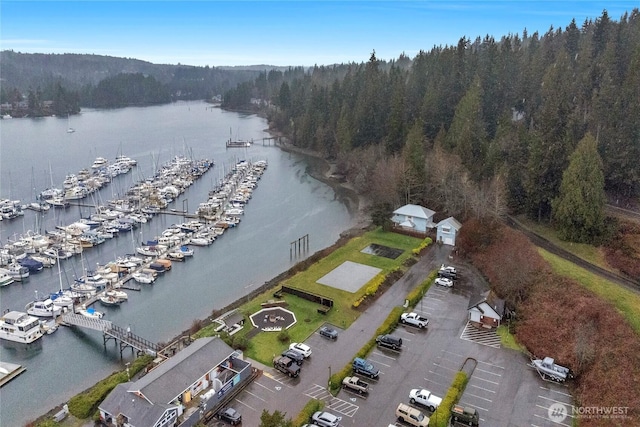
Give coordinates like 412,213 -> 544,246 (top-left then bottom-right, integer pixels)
224,9 -> 640,242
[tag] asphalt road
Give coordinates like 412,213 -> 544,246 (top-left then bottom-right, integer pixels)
217,243 -> 573,427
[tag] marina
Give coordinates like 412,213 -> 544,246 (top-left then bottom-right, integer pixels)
0,101 -> 356,426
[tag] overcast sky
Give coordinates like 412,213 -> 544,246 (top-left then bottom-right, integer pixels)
1,1 -> 636,67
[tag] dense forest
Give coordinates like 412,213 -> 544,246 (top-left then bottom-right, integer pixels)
222,9 -> 640,244
0,51 -> 272,111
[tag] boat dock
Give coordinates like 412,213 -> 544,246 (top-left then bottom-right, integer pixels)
60,313 -> 160,358
0,361 -> 26,387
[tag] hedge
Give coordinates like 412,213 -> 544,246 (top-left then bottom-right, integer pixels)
429,371 -> 469,427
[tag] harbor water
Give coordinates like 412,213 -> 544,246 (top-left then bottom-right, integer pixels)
0,101 -> 356,426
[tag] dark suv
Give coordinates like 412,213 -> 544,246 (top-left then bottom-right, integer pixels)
376,334 -> 402,350
282,348 -> 304,365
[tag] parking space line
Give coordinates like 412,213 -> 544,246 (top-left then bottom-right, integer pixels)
428,369 -> 453,380
538,395 -> 573,405
372,351 -> 397,362
442,350 -> 467,359
533,413 -> 572,427
477,360 -> 506,369
423,378 -> 447,388
475,367 -> 502,377
243,390 -> 267,402
469,376 -> 499,385
469,384 -> 496,393
459,400 -> 488,412
253,381 -> 276,393
539,386 -> 572,397
370,355 -> 393,366
234,398 -> 256,411
432,362 -> 458,372
464,392 -> 493,402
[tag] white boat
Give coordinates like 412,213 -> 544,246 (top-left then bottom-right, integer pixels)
66,115 -> 75,133
4,263 -> 29,281
25,296 -> 62,318
166,252 -> 185,261
104,289 -> 128,301
136,244 -> 167,256
0,311 -> 44,344
188,237 -> 212,246
40,319 -> 58,334
99,294 -> 124,307
77,306 -> 104,319
177,245 -> 194,257
132,271 -> 155,284
0,270 -> 14,287
91,157 -> 108,169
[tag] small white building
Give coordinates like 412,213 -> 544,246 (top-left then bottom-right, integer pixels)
436,217 -> 462,246
391,204 -> 435,234
468,290 -> 506,329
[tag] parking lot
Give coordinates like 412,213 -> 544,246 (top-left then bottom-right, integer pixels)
214,252 -> 576,427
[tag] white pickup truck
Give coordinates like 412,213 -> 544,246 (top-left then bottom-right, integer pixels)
400,312 -> 429,328
409,388 -> 442,412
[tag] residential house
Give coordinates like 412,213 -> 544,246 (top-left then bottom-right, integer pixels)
391,204 -> 436,234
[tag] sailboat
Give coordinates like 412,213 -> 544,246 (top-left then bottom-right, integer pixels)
66,114 -> 75,133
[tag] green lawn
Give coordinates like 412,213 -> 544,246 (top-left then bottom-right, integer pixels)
231,228 -> 423,365
539,249 -> 640,336
517,215 -> 611,270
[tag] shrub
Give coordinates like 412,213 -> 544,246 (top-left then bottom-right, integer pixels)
429,372 -> 469,427
277,330 -> 290,343
292,399 -> 324,427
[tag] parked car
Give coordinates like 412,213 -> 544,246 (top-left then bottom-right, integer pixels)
400,312 -> 429,328
311,411 -> 342,427
217,407 -> 242,425
319,325 -> 339,340
289,342 -> 312,358
395,403 -> 429,427
409,388 -> 442,412
273,355 -> 301,377
352,357 -> 379,379
451,404 -> 479,427
435,277 -> 454,287
281,348 -> 304,365
438,264 -> 458,279
376,334 -> 402,350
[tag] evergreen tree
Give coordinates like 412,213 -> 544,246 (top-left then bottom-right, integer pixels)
259,409 -> 293,427
552,132 -> 606,243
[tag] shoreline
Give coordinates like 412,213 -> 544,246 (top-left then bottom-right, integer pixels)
37,132 -> 373,425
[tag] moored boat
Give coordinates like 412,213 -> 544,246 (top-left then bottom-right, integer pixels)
0,311 -> 44,344
0,270 -> 15,287
77,306 -> 104,319
25,297 -> 62,318
132,271 -> 155,284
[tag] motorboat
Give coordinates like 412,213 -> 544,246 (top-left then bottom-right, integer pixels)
75,273 -> 108,290
530,357 -> 574,382
132,271 -> 155,284
17,256 -> 44,273
177,245 -> 194,257
99,294 -> 124,307
25,296 -> 62,318
136,244 -> 167,256
4,263 -> 29,281
0,270 -> 15,287
0,311 -> 43,344
49,291 -> 75,309
104,289 -> 128,301
166,252 -> 185,262
77,306 -> 104,319
39,319 -> 58,335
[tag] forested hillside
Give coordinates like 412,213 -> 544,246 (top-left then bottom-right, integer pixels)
224,9 -> 640,242
0,51 -> 269,109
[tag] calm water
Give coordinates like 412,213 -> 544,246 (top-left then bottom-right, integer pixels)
0,101 -> 355,426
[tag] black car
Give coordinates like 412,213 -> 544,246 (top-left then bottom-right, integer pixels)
376,334 -> 402,350
282,348 -> 305,365
319,325 -> 338,340
218,407 -> 242,425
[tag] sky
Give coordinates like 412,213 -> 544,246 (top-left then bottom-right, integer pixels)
0,1 -> 636,67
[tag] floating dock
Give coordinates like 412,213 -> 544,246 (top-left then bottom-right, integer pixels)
0,361 -> 26,387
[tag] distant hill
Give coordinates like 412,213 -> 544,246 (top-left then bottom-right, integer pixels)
0,51 -> 278,95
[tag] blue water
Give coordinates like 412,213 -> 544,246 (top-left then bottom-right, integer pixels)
0,101 -> 356,426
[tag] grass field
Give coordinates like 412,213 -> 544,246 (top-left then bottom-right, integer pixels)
217,228 -> 423,365
539,249 -> 640,336
517,215 -> 612,271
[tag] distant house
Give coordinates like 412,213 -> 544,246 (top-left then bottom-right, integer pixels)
468,290 -> 506,329
391,204 -> 436,234
436,217 -> 462,246
99,337 -> 253,427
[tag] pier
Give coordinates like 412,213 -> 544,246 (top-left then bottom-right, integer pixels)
61,313 -> 160,358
